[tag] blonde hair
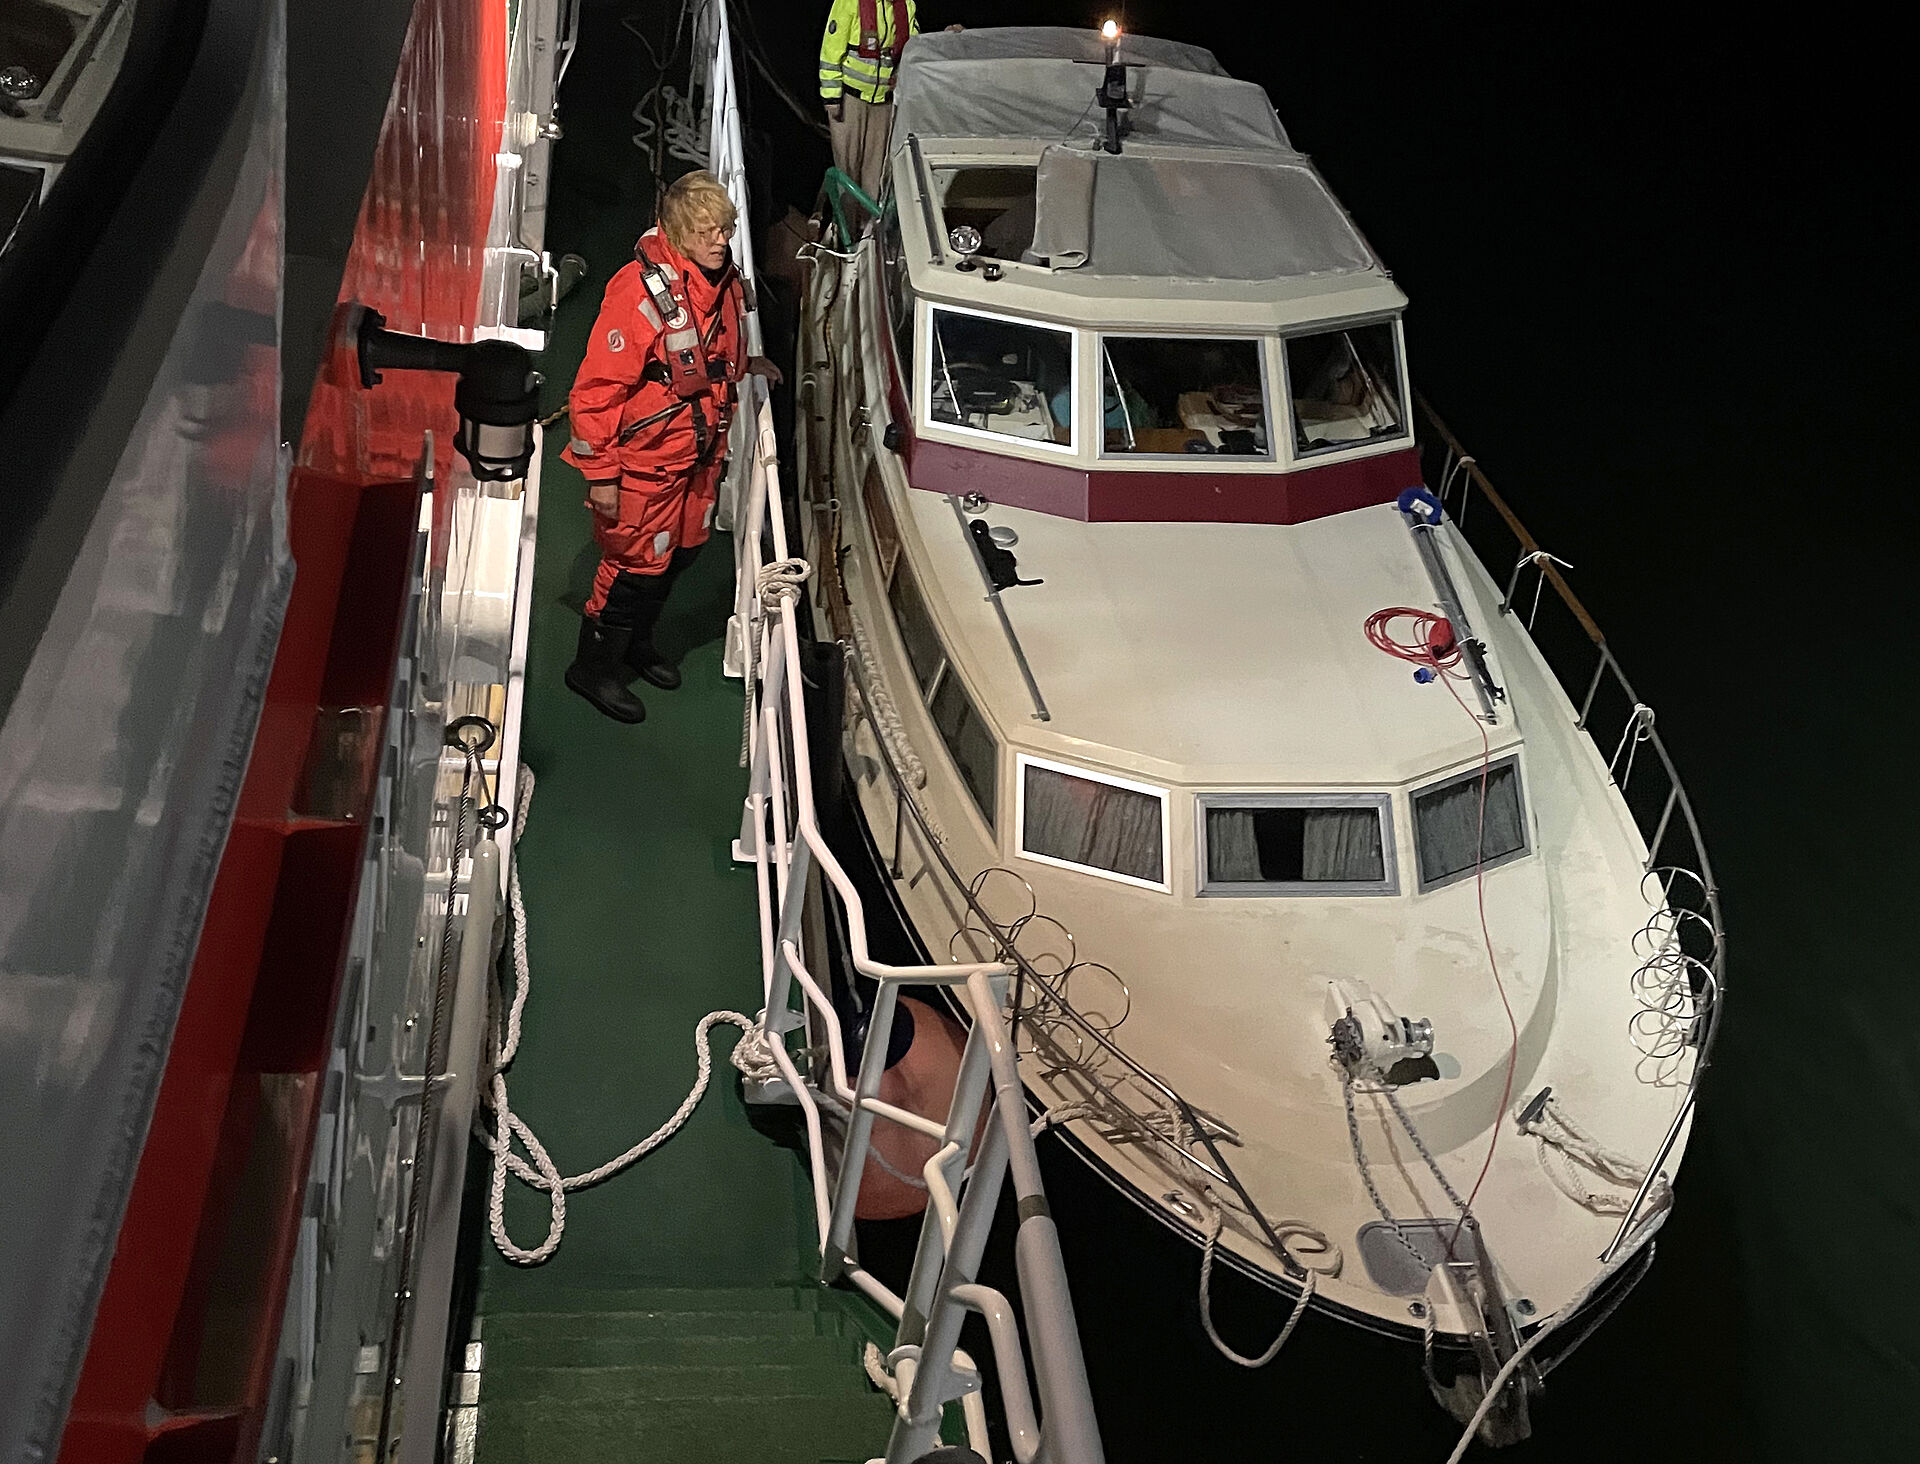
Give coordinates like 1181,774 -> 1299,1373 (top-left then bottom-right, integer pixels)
659,170 -> 738,254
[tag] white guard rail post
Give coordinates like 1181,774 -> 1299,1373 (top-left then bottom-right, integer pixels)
702,7 -> 1105,1459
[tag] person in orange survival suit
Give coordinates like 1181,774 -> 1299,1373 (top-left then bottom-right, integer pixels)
560,170 -> 782,722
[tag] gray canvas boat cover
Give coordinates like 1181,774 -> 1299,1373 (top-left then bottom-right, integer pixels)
900,29 -> 1378,283
893,26 -> 1293,153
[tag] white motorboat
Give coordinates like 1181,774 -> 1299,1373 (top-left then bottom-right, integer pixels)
789,23 -> 1724,1435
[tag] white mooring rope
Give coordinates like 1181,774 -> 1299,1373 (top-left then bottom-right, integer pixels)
1193,1186 -> 1340,1370
1519,1091 -> 1673,1218
480,765 -> 782,1264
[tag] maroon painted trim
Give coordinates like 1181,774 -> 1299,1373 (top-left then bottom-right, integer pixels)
898,438 -> 1421,526
909,438 -> 1090,517
1089,445 -> 1423,524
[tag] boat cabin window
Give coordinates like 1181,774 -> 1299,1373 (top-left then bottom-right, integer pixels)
1099,336 -> 1272,459
880,206 -> 915,371
1198,795 -> 1396,896
1412,757 -> 1529,890
863,464 -> 903,585
1017,755 -> 1169,892
931,672 -> 998,829
888,558 -> 945,697
1284,321 -> 1406,457
885,557 -> 997,830
935,166 -> 1038,260
926,305 -> 1075,450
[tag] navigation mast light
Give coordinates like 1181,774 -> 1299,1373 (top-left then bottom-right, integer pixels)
1096,22 -> 1129,154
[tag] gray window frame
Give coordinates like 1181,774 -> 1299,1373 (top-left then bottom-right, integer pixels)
1195,792 -> 1399,897
1410,755 -> 1532,892
1278,315 -> 1412,464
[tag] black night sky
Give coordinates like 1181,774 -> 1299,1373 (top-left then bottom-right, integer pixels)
715,3 -> 1913,1457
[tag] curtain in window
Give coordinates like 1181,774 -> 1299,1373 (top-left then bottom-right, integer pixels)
1415,766 -> 1525,883
1206,809 -> 1262,881
1024,765 -> 1163,883
1302,807 -> 1385,882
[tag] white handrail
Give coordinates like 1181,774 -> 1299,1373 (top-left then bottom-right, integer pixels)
701,8 -> 1103,1459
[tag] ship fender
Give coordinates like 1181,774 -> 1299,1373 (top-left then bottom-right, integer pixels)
853,995 -> 970,1219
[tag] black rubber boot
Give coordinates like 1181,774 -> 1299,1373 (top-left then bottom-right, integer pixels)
623,603 -> 681,690
621,553 -> 696,691
564,617 -> 647,722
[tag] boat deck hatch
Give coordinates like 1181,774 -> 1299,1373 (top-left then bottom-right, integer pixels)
1356,1219 -> 1468,1296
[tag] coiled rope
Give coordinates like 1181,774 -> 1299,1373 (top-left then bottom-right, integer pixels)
480,765 -> 782,1264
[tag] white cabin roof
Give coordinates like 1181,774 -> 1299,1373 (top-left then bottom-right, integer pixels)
900,495 -> 1516,788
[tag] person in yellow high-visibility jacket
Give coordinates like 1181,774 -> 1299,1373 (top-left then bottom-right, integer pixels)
819,0 -> 917,202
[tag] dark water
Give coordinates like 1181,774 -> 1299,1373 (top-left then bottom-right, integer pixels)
636,2 -> 1916,1455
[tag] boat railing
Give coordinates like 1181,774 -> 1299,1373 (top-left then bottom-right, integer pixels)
1413,394 -> 1726,1260
707,5 -> 1104,1460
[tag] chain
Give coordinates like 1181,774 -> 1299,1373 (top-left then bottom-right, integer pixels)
1380,1083 -> 1473,1219
1343,1073 -> 1429,1269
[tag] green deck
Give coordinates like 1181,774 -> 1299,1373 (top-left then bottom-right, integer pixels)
469,83 -> 895,1464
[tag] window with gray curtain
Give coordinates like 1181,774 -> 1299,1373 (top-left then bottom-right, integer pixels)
931,672 -> 997,828
1413,760 -> 1528,887
1204,802 -> 1389,890
1022,763 -> 1165,885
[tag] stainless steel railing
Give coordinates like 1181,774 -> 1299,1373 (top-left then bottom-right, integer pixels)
1414,396 -> 1726,1260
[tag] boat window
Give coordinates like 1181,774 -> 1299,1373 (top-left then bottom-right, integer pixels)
934,166 -> 1037,260
1018,756 -> 1169,891
1412,758 -> 1529,889
880,204 -> 914,371
1283,321 -> 1406,457
926,305 -> 1074,450
1099,336 -> 1272,459
931,671 -> 997,829
1199,795 -> 1396,896
863,463 -> 902,585
887,558 -> 945,696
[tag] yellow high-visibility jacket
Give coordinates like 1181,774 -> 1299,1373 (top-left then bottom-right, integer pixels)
819,0 -> 917,105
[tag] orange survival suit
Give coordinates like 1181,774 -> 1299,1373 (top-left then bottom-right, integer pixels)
562,226 -> 748,626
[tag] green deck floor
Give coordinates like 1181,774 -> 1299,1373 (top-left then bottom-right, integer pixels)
469,69 -> 895,1462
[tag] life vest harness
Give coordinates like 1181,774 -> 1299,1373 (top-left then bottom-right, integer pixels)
856,0 -> 910,62
619,233 -> 746,466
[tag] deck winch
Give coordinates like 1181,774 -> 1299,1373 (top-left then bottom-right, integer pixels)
1325,980 -> 1435,1084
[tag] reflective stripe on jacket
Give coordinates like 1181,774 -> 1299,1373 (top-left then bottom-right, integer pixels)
562,227 -> 747,484
819,0 -> 915,103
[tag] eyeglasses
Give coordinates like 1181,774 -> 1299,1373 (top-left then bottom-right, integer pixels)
694,221 -> 737,241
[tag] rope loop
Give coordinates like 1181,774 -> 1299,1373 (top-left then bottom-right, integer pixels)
1195,1188 -> 1318,1369
479,763 -> 779,1265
